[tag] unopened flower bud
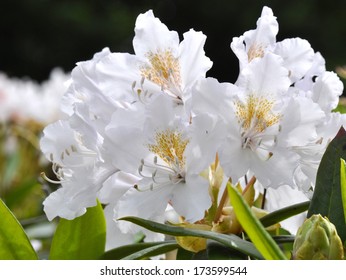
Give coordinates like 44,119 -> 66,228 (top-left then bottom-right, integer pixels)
292,214 -> 344,260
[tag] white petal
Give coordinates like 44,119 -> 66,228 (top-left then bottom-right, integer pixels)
69,105 -> 104,157
230,35 -> 249,71
114,186 -> 171,233
65,52 -> 140,112
144,94 -> 182,135
274,38 -> 314,82
191,77 -> 238,119
251,6 -> 279,47
43,188 -> 85,221
105,104 -> 147,173
104,203 -> 164,250
98,171 -> 140,204
236,53 -> 290,98
231,6 -> 278,69
40,120 -> 95,166
252,148 -> 300,188
312,71 -> 343,112
179,29 -> 213,92
294,113 -> 345,191
187,112 -> 226,174
43,176 -> 97,221
317,112 -> 345,142
294,52 -> 326,91
170,175 -> 211,222
219,123 -> 251,182
103,204 -> 135,250
133,10 -> 179,58
280,96 -> 325,146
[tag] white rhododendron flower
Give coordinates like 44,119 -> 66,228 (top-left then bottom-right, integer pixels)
39,9 -> 213,244
106,95 -> 211,226
60,10 -> 212,113
231,6 -> 315,83
290,71 -> 345,191
38,6 -> 346,247
0,68 -> 68,125
133,10 -> 212,104
40,120 -> 117,220
191,53 -> 326,189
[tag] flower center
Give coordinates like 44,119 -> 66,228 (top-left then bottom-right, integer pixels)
148,129 -> 188,171
136,129 -> 189,190
247,44 -> 265,62
141,49 -> 182,100
235,94 -> 281,160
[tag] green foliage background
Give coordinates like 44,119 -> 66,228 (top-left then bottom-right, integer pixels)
1,0 -> 346,87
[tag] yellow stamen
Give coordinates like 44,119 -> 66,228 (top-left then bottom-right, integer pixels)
141,49 -> 181,90
148,129 -> 188,168
247,44 -> 265,62
235,94 -> 280,132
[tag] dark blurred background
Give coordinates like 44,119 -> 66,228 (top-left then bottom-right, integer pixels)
1,0 -> 346,85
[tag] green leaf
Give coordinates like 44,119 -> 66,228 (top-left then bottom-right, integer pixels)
260,201 -> 310,228
227,183 -> 287,260
176,247 -> 195,260
119,216 -> 263,259
49,201 -> 106,260
101,241 -> 176,260
122,241 -> 179,260
334,103 -> 346,114
308,127 -> 346,242
206,241 -> 248,260
0,198 -> 38,260
340,158 -> 346,224
191,249 -> 209,259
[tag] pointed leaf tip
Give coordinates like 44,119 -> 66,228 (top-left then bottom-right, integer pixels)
336,126 -> 346,139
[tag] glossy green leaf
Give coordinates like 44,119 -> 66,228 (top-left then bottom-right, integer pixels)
0,198 -> 38,260
122,241 -> 179,260
119,216 -> 263,259
176,247 -> 195,260
101,241 -> 176,260
308,127 -> 346,242
49,201 -> 106,260
206,241 -> 248,260
260,201 -> 310,228
340,158 -> 346,224
227,183 -> 287,260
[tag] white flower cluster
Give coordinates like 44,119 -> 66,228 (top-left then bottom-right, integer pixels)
40,7 -> 344,246
0,68 -> 69,125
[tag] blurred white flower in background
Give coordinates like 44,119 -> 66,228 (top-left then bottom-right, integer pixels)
0,68 -> 69,125
0,67 -> 71,257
